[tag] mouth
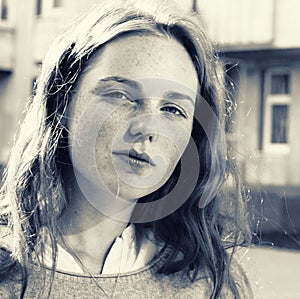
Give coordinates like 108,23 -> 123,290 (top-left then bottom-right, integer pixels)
113,149 -> 155,167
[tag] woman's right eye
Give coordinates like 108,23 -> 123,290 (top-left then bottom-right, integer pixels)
102,91 -> 133,102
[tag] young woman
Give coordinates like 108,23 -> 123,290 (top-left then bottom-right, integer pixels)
0,0 -> 252,298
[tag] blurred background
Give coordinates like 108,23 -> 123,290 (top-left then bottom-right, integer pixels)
0,0 -> 299,297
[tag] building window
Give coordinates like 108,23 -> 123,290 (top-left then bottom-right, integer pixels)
271,74 -> 290,94
263,69 -> 291,153
271,105 -> 288,143
53,0 -> 62,7
36,0 -> 63,16
36,0 -> 42,16
1,0 -> 8,20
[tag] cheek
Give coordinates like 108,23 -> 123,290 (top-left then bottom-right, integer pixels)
95,108 -> 129,156
68,100 -> 119,181
152,118 -> 192,180
158,118 -> 192,156
93,114 -> 130,183
159,135 -> 189,176
166,121 -> 193,170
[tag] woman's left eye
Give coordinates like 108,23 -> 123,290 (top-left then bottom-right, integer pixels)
161,106 -> 186,118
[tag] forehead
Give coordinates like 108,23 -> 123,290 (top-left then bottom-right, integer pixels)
80,33 -> 199,97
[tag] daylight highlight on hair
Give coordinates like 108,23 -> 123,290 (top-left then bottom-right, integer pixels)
0,1 -> 251,298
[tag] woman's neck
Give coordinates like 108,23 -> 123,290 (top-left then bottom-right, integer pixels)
58,169 -> 135,273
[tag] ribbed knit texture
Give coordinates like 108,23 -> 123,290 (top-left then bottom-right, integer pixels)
0,252 -> 215,299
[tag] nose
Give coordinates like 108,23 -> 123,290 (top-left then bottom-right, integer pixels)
128,115 -> 157,143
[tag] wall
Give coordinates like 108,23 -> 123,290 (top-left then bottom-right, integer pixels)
0,26 -> 14,70
199,0 -> 300,49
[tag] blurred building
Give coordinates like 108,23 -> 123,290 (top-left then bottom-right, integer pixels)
0,0 -> 299,240
200,0 -> 300,240
0,0 -> 98,166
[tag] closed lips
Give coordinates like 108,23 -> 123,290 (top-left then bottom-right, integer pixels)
113,150 -> 155,166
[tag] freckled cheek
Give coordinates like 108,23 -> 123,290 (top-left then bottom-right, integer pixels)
95,129 -> 115,159
158,120 -> 192,154
94,118 -> 125,166
155,129 -> 191,175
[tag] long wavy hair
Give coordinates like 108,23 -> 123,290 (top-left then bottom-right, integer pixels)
0,0 -> 252,298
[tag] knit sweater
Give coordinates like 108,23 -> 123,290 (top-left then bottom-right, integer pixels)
0,251 -> 215,299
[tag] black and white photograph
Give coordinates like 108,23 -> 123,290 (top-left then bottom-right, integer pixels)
0,0 -> 299,298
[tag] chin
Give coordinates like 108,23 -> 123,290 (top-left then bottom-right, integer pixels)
117,181 -> 165,201
117,186 -> 154,201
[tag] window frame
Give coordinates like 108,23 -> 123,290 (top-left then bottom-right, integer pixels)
36,0 -> 63,17
263,67 -> 291,154
0,0 -> 8,21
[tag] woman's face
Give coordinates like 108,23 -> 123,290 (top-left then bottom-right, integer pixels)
68,33 -> 198,201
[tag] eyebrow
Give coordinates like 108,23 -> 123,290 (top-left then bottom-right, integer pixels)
163,91 -> 195,105
97,76 -> 142,90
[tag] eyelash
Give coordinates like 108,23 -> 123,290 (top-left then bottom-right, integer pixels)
102,91 -> 187,118
161,106 -> 186,118
102,90 -> 134,102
